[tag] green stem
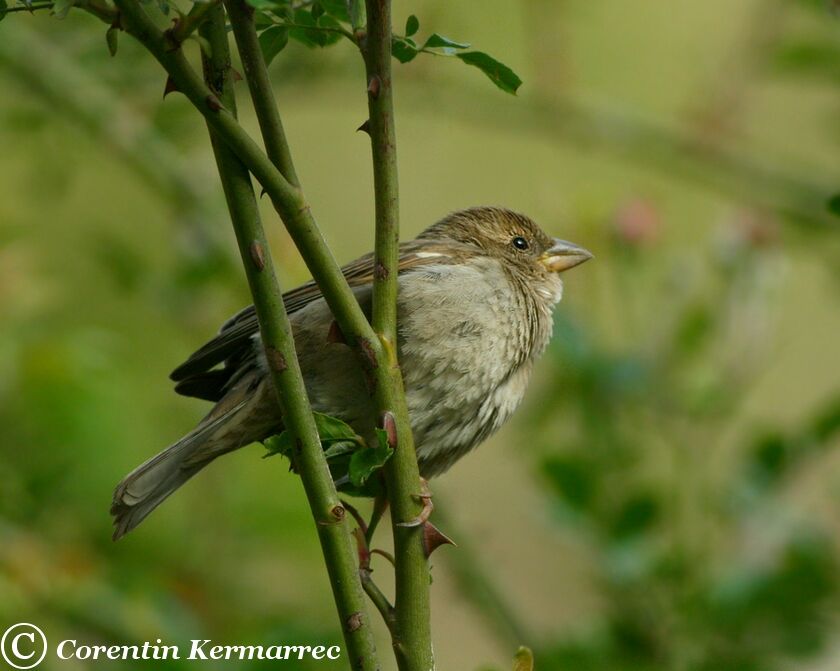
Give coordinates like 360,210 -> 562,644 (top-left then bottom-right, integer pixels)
197,8 -> 378,670
168,0 -> 221,48
112,3 -> 429,667
112,0 -> 376,355
223,0 -> 300,187
363,1 -> 433,669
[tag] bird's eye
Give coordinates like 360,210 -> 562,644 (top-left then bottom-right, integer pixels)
512,236 -> 530,251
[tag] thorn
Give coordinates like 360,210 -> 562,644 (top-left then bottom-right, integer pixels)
205,93 -> 223,112
249,240 -> 265,271
330,504 -> 346,522
264,345 -> 287,373
358,337 -> 378,370
327,320 -> 347,345
231,67 -> 243,83
422,521 -> 456,557
379,411 -> 397,448
345,612 -> 363,633
356,119 -> 371,135
374,261 -> 389,280
396,478 -> 434,528
259,187 -> 267,199
367,75 -> 381,99
163,76 -> 179,98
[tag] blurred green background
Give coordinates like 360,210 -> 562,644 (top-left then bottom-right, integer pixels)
2,0 -> 840,669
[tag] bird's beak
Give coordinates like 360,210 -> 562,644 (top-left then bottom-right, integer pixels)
539,238 -> 593,273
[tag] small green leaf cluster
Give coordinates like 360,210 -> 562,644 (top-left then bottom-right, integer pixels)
264,411 -> 393,496
242,0 -> 522,94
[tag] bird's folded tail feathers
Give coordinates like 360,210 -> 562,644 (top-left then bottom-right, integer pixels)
110,400 -> 248,541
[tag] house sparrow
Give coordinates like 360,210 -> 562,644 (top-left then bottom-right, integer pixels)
111,207 -> 592,539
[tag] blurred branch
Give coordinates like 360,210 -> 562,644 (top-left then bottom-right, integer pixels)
434,503 -> 536,651
0,25 -> 231,260
197,6 -> 379,668
405,82 -> 837,231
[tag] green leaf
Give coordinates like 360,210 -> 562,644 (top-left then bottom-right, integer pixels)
827,194 -> 840,218
264,431 -> 294,458
106,25 -> 119,56
347,0 -> 364,30
319,0 -> 349,22
254,12 -> 274,29
323,440 -> 358,459
288,7 -> 320,47
456,51 -> 522,94
259,25 -> 289,65
247,0 -> 280,10
311,411 -> 361,443
0,0 -> 8,23
310,0 -> 324,19
405,14 -> 419,37
348,428 -> 393,487
264,412 -> 362,460
316,14 -> 344,45
392,36 -> 419,63
422,33 -> 470,51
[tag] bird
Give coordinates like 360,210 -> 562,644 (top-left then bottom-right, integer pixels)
110,207 -> 592,540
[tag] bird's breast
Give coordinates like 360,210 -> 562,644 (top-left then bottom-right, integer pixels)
396,259 -> 551,475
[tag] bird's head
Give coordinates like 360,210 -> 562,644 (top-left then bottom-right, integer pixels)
419,206 -> 592,303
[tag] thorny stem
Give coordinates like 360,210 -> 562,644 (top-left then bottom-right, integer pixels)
111,0 -> 429,667
362,1 -> 433,669
223,0 -> 300,187
197,6 -> 378,670
220,1 -> 432,666
167,0 -> 221,48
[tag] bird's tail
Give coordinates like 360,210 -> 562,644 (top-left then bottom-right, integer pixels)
110,398 -> 253,541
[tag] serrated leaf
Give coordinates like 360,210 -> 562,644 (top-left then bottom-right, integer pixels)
348,428 -> 393,487
422,33 -> 470,50
106,25 -> 119,56
827,194 -> 840,217
456,51 -> 522,94
259,25 -> 289,65
392,36 -> 419,63
319,0 -> 349,22
405,14 -> 419,37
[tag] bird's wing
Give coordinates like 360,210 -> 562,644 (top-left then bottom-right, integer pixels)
169,239 -> 463,400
